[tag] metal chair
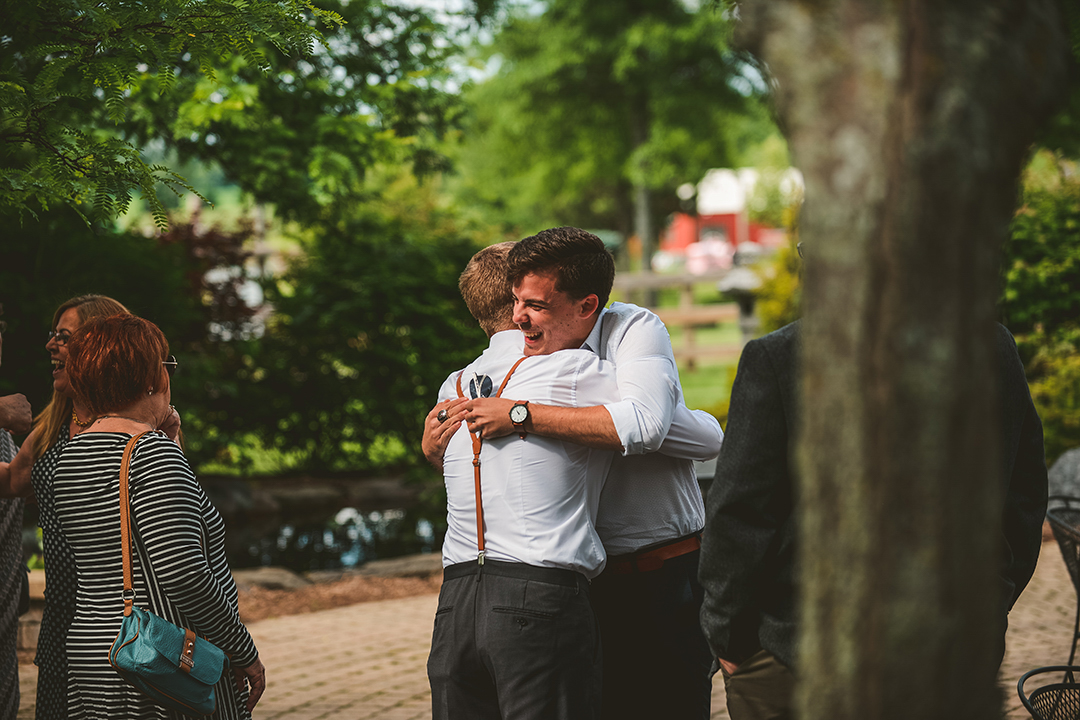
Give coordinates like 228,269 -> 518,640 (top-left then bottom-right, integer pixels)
1046,497 -> 1080,665
1019,666 -> 1080,720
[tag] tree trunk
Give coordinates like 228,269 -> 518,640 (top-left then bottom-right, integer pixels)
737,1 -> 1068,718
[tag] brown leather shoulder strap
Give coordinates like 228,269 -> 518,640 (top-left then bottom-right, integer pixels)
496,357 -> 528,398
457,355 -> 527,401
119,431 -> 153,617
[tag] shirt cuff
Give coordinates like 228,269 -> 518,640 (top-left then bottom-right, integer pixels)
604,400 -> 644,456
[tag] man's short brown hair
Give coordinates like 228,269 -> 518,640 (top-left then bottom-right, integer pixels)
459,242 -> 516,337
508,227 -> 614,308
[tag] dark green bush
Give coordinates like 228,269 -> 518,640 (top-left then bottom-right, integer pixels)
1002,152 -> 1080,465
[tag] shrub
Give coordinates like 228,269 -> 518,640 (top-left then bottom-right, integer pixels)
1002,152 -> 1080,465
755,242 -> 802,335
1019,329 -> 1080,466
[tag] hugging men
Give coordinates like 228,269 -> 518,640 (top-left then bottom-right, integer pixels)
423,228 -> 723,719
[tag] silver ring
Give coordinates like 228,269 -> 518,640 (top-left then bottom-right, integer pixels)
437,409 -> 449,423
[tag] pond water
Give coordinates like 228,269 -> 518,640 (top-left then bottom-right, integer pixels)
22,503 -> 448,575
22,461 -> 711,574
225,506 -> 446,572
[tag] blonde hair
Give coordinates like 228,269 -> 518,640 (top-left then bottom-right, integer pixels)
30,295 -> 130,460
458,242 -> 516,338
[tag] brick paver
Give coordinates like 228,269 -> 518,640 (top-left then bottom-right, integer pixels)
15,540 -> 1079,718
251,595 -> 437,720
1000,540 -> 1076,718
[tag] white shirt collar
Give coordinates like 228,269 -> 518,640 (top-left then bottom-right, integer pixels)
581,307 -> 608,355
488,328 -> 525,354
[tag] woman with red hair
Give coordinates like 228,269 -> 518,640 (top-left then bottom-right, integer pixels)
0,294 -> 166,720
54,314 -> 264,719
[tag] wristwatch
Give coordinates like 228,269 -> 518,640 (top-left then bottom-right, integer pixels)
509,401 -> 530,439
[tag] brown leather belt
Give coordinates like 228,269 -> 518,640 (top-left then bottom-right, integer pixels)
606,533 -> 702,574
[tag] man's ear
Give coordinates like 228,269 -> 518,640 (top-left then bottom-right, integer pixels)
578,294 -> 600,319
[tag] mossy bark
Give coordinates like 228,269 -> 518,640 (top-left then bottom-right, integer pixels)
737,2 -> 1069,717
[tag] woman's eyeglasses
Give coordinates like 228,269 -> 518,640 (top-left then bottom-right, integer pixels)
162,356 -> 179,377
46,330 -> 177,375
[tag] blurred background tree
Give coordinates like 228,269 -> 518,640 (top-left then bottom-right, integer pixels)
2,0 -> 1076,483
0,0 -> 486,477
449,0 -> 775,268
0,0 -> 340,227
121,0 -> 463,226
189,175 -> 488,474
1001,150 -> 1080,465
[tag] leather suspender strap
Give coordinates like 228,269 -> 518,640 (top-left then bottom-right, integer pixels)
470,433 -> 485,560
456,372 -> 489,558
454,357 -> 530,565
494,360 -> 527,398
119,431 -> 152,617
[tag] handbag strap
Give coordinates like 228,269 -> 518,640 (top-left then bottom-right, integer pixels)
454,357 -> 529,565
119,431 -> 153,617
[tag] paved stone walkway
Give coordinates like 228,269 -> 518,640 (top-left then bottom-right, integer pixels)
1000,540 -> 1077,719
16,541 -> 1080,718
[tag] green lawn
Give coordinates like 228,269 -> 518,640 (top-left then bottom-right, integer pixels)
678,358 -> 738,408
611,281 -> 744,414
668,320 -> 742,413
678,358 -> 738,414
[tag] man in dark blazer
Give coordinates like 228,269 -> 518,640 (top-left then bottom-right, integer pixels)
698,320 -> 1048,720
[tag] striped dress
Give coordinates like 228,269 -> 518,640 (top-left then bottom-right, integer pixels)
53,431 -> 259,720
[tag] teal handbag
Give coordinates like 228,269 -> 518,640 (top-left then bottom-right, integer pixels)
107,433 -> 230,716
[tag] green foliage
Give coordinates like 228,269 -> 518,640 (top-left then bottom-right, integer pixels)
0,208 -> 207,425
743,135 -> 801,229
1001,151 -> 1080,464
0,0 -> 340,226
124,0 -> 462,226
754,243 -> 802,334
450,0 -> 774,237
26,528 -> 44,570
1023,329 -> 1080,465
1037,0 -> 1080,156
746,170 -> 796,228
1001,154 -> 1080,337
679,359 -> 735,430
230,211 -> 487,473
0,197 -> 487,475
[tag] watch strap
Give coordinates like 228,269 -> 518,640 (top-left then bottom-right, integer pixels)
510,400 -> 529,439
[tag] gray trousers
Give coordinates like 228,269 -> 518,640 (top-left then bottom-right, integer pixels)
427,560 -> 602,720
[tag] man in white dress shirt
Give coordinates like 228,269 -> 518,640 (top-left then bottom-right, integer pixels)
426,242 -> 620,720
460,228 -> 721,720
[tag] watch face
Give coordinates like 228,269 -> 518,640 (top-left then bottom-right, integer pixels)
510,404 -> 528,423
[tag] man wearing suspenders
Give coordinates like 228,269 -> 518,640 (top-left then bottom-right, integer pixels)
425,231 -> 723,719
426,242 -> 619,719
